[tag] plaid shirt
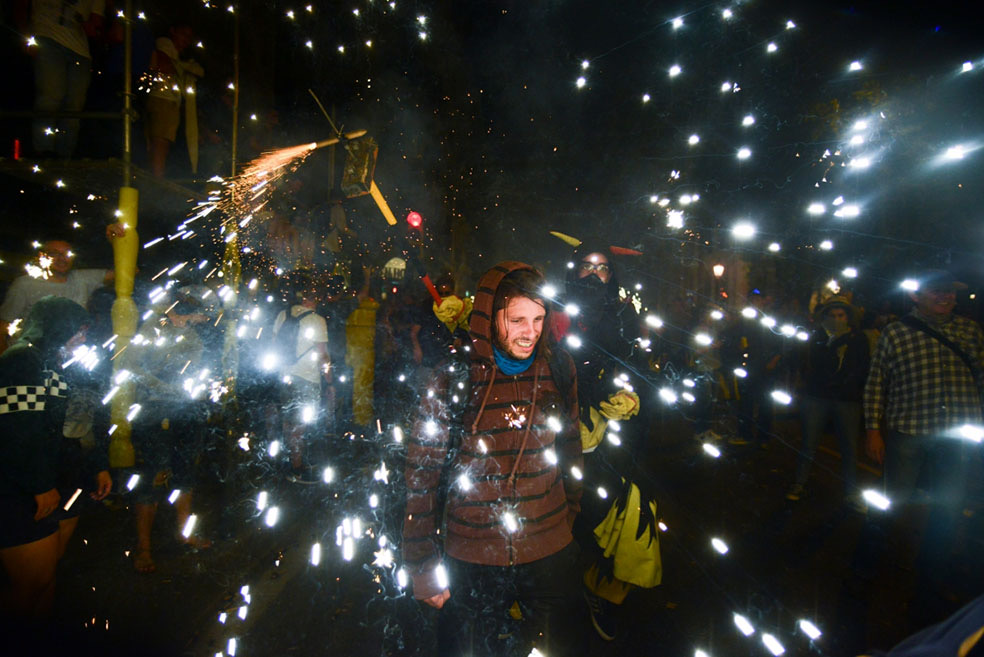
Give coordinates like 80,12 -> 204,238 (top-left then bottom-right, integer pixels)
864,310 -> 984,435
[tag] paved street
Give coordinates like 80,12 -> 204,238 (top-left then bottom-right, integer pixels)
44,413 -> 983,656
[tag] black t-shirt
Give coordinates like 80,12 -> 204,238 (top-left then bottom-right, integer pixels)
411,300 -> 453,368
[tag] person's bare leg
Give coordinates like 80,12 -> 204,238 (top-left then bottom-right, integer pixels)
55,516 -> 79,561
148,136 -> 171,178
0,532 -> 60,619
134,501 -> 157,572
287,423 -> 305,470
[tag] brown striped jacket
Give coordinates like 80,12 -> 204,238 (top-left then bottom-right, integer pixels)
402,262 -> 582,601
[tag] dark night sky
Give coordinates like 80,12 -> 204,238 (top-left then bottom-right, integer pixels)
2,0 -> 982,303
0,5 -> 982,652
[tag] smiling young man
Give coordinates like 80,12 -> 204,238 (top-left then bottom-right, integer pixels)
403,262 -> 582,656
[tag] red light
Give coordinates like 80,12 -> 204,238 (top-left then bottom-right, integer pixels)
392,286 -> 398,294
406,211 -> 423,228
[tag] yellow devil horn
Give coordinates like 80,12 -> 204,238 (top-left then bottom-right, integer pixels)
549,231 -> 582,247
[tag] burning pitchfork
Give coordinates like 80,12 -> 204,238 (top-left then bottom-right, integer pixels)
190,89 -> 398,232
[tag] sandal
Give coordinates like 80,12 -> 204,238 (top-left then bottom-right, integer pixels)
179,535 -> 213,551
134,550 -> 156,574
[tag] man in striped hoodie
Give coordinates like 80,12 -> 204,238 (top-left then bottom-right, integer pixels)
403,262 -> 582,656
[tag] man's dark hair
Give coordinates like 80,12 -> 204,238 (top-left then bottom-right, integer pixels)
288,271 -> 317,304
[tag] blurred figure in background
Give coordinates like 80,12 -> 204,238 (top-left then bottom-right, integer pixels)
0,226 -> 124,353
144,21 -> 203,177
15,0 -> 105,158
861,270 -> 984,625
271,273 -> 329,482
124,288 -> 214,573
787,296 -> 869,510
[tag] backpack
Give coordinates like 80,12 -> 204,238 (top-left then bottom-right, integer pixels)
274,308 -> 316,367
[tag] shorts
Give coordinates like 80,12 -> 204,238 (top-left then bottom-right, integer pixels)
131,401 -> 205,503
0,491 -> 59,549
281,378 -> 321,424
145,95 -> 180,142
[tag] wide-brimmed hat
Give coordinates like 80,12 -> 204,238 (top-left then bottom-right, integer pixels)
816,295 -> 858,325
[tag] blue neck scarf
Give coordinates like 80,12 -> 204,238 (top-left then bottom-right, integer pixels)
493,345 -> 536,375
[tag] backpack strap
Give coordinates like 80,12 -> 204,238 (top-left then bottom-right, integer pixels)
547,346 -> 576,414
900,315 -> 983,393
285,309 -> 318,365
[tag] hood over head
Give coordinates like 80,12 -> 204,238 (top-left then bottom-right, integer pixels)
470,261 -> 547,364
15,295 -> 89,357
563,239 -> 627,325
567,238 -> 620,287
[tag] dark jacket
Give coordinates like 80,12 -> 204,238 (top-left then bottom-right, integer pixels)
0,296 -> 88,496
804,328 -> 870,401
403,262 -> 582,600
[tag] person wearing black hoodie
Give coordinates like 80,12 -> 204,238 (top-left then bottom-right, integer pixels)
549,243 -> 661,642
787,296 -> 869,510
0,296 -> 110,623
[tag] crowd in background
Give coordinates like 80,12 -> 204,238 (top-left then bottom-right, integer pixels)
0,217 -> 981,655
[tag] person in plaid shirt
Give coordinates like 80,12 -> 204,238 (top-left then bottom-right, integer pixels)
862,269 -> 984,620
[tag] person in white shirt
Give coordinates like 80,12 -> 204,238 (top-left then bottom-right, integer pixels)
0,228 -> 125,353
145,22 -> 203,177
272,277 -> 329,481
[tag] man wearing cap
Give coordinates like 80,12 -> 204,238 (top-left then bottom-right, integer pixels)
787,296 -> 869,510
862,270 -> 984,609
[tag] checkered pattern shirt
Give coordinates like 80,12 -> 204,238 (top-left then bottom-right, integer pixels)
0,370 -> 67,415
864,311 -> 984,435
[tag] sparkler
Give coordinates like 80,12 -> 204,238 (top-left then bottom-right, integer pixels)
63,488 -> 83,511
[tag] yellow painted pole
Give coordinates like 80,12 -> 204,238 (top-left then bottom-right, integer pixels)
109,186 -> 138,467
345,296 -> 379,426
108,0 -> 138,468
221,226 -> 241,400
368,180 -> 397,225
223,4 -> 241,408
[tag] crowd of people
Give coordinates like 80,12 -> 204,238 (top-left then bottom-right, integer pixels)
13,2 -> 243,179
0,222 -> 981,655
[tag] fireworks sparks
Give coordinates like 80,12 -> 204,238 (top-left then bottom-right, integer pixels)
15,3 -> 981,654
733,613 -> 755,636
182,514 -> 198,538
762,633 -> 785,655
798,619 -> 822,640
862,489 -> 891,511
504,404 -> 528,429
